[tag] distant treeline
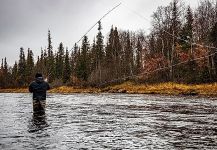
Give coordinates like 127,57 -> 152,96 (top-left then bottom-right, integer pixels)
1,0 -> 217,88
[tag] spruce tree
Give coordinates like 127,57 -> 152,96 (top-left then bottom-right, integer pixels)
47,30 -> 55,82
18,47 -> 26,86
95,21 -> 104,82
4,57 -> 8,75
124,32 -> 134,76
12,61 -> 18,87
0,59 -> 3,87
113,27 -> 122,79
90,38 -> 97,71
105,26 -> 116,79
63,48 -> 71,83
105,26 -> 114,67
26,48 -> 34,82
1,57 -> 9,87
76,36 -> 90,81
71,43 -> 78,77
180,6 -> 193,51
56,42 -> 65,79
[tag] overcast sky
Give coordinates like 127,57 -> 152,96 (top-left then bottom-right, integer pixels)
0,0 -> 199,65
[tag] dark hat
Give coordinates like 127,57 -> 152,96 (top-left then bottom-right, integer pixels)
35,73 -> 43,78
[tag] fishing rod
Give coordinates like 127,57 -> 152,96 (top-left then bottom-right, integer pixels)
70,2 -> 122,52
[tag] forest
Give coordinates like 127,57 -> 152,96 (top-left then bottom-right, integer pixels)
1,0 -> 217,88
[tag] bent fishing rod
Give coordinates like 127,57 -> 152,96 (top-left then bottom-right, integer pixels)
75,2 -> 121,45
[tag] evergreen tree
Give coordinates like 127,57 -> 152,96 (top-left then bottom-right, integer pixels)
124,32 -> 134,76
113,27 -> 122,78
105,26 -> 122,80
105,26 -> 114,69
3,57 -> 8,75
63,48 -> 71,83
0,59 -> 3,87
26,48 -> 34,82
1,57 -> 9,87
47,30 -> 55,82
95,21 -> 104,82
18,47 -> 26,86
71,43 -> 78,77
56,42 -> 65,79
90,38 -> 97,71
1,59 -> 3,70
76,36 -> 90,81
47,30 -> 53,57
75,47 -> 81,80
180,6 -> 194,51
12,61 -> 18,87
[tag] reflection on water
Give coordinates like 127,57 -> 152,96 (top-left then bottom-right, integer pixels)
28,113 -> 49,133
0,93 -> 217,149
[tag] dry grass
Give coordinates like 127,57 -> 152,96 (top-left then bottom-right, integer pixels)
49,86 -> 100,93
0,88 -> 28,93
1,82 -> 217,96
105,81 -> 217,96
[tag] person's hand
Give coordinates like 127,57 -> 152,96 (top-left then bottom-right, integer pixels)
44,78 -> 48,82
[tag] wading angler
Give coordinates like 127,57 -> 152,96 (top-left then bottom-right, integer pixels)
29,73 -> 50,114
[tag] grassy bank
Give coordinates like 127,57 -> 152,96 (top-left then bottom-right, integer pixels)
1,82 -> 217,96
103,82 -> 217,96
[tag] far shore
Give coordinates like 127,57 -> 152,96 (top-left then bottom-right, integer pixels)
1,82 -> 217,96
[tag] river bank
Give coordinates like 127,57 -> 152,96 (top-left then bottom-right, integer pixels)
1,82 -> 217,96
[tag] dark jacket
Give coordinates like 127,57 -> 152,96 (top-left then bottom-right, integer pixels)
29,77 -> 50,100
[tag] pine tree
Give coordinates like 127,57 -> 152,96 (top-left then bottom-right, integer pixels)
113,27 -> 122,79
71,43 -> 78,77
1,57 -> 9,87
56,42 -> 65,79
105,26 -> 114,69
43,49 -> 48,75
47,30 -> 55,82
18,47 -> 26,86
76,36 -> 90,81
1,59 -> 3,70
105,26 -> 122,80
26,48 -> 34,82
3,57 -> 8,75
0,59 -> 3,87
124,32 -> 134,76
48,30 -> 53,57
12,61 -> 18,87
90,38 -> 97,71
75,47 -> 81,80
95,21 -> 104,82
63,48 -> 71,83
180,6 -> 194,51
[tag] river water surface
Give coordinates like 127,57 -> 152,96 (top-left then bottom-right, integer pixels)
0,93 -> 217,149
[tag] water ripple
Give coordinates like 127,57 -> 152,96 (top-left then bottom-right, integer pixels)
0,93 -> 217,149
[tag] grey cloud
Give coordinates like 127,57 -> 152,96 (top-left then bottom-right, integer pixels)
0,0 -> 198,65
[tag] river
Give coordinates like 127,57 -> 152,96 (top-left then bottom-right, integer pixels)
0,93 -> 217,149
